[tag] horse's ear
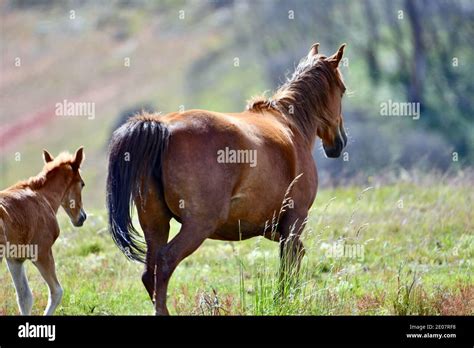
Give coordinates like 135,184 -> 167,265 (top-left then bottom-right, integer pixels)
327,43 -> 346,68
43,149 -> 54,163
308,43 -> 320,57
73,146 -> 84,169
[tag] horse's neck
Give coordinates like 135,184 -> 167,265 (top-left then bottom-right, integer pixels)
37,172 -> 69,213
265,108 -> 318,148
284,119 -> 317,150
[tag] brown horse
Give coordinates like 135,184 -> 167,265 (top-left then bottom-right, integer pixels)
107,43 -> 348,315
0,147 -> 86,315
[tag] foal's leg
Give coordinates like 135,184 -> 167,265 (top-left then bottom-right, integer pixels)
6,259 -> 33,315
154,220 -> 215,315
33,251 -> 63,315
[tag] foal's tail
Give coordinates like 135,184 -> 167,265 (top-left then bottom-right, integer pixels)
106,115 -> 170,263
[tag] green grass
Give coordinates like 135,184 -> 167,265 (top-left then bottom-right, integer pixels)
1,178 -> 473,315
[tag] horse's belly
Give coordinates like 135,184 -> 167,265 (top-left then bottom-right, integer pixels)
208,195 -> 282,241
209,220 -> 265,241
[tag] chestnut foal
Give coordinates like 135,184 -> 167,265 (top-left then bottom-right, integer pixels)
0,147 -> 86,315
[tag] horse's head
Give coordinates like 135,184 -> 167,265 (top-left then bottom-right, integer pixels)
43,147 -> 87,227
308,43 -> 348,158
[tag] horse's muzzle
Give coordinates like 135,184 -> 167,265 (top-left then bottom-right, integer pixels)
74,210 -> 87,227
323,124 -> 347,158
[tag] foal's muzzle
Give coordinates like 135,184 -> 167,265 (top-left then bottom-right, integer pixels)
323,124 -> 347,158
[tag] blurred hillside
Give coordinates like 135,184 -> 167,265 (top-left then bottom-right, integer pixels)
1,0 -> 473,209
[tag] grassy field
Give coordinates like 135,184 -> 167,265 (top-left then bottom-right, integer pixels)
1,174 -> 473,315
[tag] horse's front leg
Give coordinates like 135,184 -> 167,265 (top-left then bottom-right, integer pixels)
6,258 -> 33,315
280,236 -> 306,277
33,250 -> 63,315
277,211 -> 308,293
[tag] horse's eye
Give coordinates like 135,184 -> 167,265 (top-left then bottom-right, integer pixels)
81,182 -> 85,188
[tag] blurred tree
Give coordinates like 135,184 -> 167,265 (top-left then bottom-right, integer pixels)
226,0 -> 474,166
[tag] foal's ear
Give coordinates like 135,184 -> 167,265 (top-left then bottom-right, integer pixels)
73,146 -> 84,169
308,43 -> 320,57
43,149 -> 54,163
327,43 -> 346,68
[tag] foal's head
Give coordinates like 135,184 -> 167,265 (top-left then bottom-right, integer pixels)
43,147 -> 87,227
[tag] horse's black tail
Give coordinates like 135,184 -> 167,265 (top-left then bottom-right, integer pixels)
106,115 -> 169,263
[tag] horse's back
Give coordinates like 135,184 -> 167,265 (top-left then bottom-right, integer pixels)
163,109 -> 293,146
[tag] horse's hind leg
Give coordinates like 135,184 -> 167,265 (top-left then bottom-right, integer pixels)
135,184 -> 171,302
154,220 -> 216,315
6,259 -> 33,315
33,250 -> 63,315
